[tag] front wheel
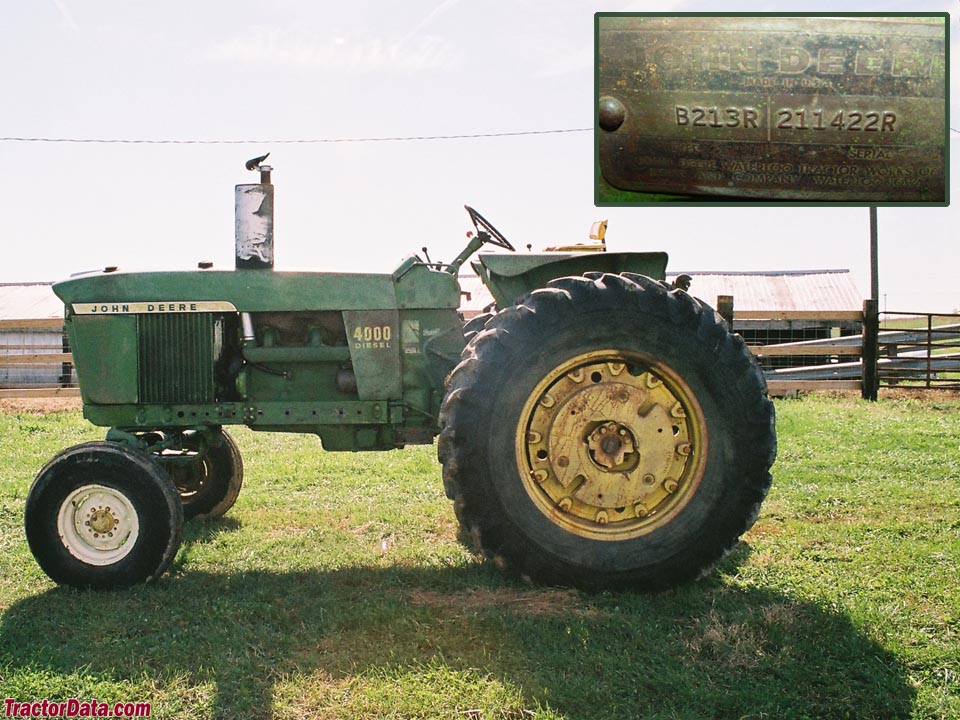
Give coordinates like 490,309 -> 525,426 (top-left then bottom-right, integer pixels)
25,442 -> 183,589
156,429 -> 243,520
438,273 -> 776,591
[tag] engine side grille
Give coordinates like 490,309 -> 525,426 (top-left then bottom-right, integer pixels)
138,314 -> 215,404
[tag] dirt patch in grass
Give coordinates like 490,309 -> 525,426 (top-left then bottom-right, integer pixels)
408,587 -> 598,618
797,388 -> 960,404
745,519 -> 786,539
683,604 -> 800,671
878,388 -> 960,403
0,397 -> 82,414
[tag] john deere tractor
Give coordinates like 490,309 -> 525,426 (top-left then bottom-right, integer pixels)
25,161 -> 775,591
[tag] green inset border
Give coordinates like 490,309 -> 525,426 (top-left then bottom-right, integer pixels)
594,12 -> 950,208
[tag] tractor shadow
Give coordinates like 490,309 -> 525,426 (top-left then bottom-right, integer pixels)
0,540 -> 916,719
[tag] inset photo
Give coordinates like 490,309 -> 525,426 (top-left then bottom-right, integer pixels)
596,14 -> 947,205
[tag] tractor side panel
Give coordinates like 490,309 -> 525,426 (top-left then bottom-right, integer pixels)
67,315 -> 139,405
342,310 -> 402,400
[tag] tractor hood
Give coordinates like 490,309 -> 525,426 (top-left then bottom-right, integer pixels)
54,265 -> 460,314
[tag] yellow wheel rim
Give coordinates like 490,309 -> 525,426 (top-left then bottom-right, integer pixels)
515,350 -> 708,541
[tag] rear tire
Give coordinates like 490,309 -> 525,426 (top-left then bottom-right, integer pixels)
438,273 -> 775,591
461,311 -> 495,345
25,442 -> 183,589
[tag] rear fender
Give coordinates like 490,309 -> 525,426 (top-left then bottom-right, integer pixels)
472,252 -> 668,308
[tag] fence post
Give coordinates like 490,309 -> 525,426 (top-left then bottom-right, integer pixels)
59,323 -> 72,388
862,299 -> 879,401
716,295 -> 734,330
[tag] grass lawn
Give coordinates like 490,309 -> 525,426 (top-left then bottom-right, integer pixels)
0,393 -> 957,719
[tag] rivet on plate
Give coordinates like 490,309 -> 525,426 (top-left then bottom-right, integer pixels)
599,96 -> 627,132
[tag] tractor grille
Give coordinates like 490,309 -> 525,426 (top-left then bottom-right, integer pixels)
138,314 -> 215,404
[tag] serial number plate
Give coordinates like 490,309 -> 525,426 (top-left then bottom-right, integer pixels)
597,15 -> 946,203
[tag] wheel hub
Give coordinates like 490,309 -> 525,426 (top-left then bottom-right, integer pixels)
517,352 -> 706,540
87,506 -> 119,535
587,421 -> 636,469
57,484 -> 139,565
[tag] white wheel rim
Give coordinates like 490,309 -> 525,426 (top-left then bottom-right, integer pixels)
56,484 -> 140,566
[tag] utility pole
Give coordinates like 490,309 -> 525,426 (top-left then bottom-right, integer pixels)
862,207 -> 880,401
870,206 -> 879,302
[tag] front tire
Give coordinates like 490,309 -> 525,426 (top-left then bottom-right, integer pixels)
438,273 -> 776,591
157,429 -> 243,520
25,442 -> 183,589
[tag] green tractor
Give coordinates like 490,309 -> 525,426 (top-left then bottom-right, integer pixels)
25,161 -> 775,591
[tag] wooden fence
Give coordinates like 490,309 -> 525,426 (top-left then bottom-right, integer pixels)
0,318 -> 79,399
750,309 -> 960,395
739,309 -> 865,395
876,312 -> 960,390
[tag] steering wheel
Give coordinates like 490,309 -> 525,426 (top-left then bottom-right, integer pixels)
465,206 -> 515,251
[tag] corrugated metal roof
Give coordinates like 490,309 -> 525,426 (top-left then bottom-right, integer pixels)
459,269 -> 863,316
0,283 -> 64,320
665,270 -> 863,312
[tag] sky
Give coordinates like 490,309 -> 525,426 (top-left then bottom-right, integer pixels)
2,0 -> 956,312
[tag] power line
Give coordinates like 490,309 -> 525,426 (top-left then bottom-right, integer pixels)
0,128 -> 591,145
5,125 -> 953,145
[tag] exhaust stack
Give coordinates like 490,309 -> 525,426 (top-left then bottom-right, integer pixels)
235,156 -> 274,270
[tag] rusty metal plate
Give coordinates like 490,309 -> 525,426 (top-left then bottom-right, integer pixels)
597,15 -> 946,203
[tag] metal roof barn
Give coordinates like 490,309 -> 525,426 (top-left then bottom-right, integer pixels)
664,270 -> 863,314
0,282 -> 64,319
0,283 -> 72,390
459,268 -> 864,318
